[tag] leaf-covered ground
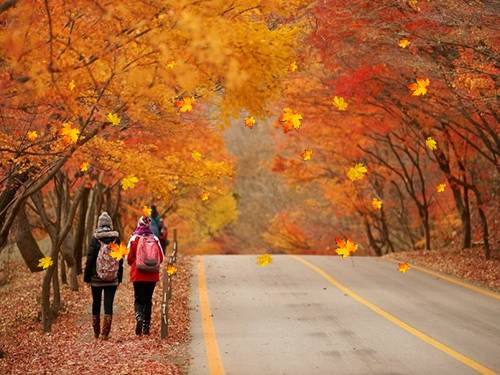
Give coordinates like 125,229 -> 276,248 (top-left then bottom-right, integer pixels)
0,255 -> 192,374
385,247 -> 500,292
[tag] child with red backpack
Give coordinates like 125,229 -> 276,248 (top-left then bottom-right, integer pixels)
84,212 -> 123,340
127,216 -> 164,336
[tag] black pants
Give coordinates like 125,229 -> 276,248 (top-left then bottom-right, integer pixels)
133,282 -> 156,321
91,285 -> 117,316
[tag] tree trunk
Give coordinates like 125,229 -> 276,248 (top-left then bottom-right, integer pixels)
14,205 -> 45,272
52,258 -> 61,314
462,187 -> 472,248
364,218 -> 383,256
73,188 -> 90,274
423,207 -> 431,251
470,187 -> 491,259
60,255 -> 67,285
41,267 -> 53,332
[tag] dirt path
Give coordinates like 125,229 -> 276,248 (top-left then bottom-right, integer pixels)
0,255 -> 191,375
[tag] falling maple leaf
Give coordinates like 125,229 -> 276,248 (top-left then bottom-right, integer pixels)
192,151 -> 202,161
399,39 -> 411,48
408,78 -> 430,96
27,131 -> 38,141
302,149 -> 313,161
436,183 -> 446,193
109,243 -> 129,261
38,256 -> 53,269
60,122 -> 80,145
166,264 -> 177,276
335,238 -> 358,258
68,80 -> 76,91
121,175 -> 139,190
201,192 -> 210,201
347,163 -> 368,181
289,61 -> 298,72
425,136 -> 437,150
176,96 -> 195,112
80,162 -> 90,173
142,206 -> 152,217
372,198 -> 383,210
106,112 -> 121,126
166,61 -> 175,69
399,262 -> 410,273
280,108 -> 303,133
332,96 -> 348,111
407,0 -> 419,10
256,253 -> 272,266
245,116 -> 256,129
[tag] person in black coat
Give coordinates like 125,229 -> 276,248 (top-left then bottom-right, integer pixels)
84,211 -> 123,339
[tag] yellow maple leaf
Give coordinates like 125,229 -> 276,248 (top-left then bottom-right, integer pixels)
281,108 -> 303,133
425,136 -> 437,150
302,149 -> 313,161
68,80 -> 76,91
60,122 -> 80,145
80,162 -> 90,173
27,131 -> 38,141
245,116 -> 256,129
408,78 -> 430,96
121,175 -> 139,190
166,61 -> 176,69
347,163 -> 368,181
336,238 -> 358,258
109,243 -> 129,261
142,206 -> 152,217
372,198 -> 383,210
436,183 -> 446,193
166,264 -> 177,276
38,256 -> 54,269
399,39 -> 411,48
408,0 -> 419,10
332,96 -> 348,111
399,262 -> 410,273
192,151 -> 202,161
289,61 -> 298,72
106,112 -> 121,126
256,253 -> 272,266
201,192 -> 210,201
176,96 -> 195,113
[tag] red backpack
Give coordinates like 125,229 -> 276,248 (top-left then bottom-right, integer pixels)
96,241 -> 120,281
136,235 -> 162,273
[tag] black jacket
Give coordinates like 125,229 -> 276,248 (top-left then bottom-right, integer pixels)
84,231 -> 123,284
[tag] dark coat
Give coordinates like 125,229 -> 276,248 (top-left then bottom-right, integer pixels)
84,231 -> 123,285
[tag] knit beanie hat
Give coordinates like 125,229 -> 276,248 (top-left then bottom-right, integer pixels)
97,211 -> 113,231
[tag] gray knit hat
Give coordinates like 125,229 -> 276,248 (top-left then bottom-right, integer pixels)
97,211 -> 113,231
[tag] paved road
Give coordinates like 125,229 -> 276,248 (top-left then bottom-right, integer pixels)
189,255 -> 500,375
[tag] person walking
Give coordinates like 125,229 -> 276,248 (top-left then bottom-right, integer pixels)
84,211 -> 123,340
149,205 -> 168,251
127,216 -> 164,336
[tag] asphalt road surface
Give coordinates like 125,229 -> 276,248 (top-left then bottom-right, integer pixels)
189,255 -> 500,375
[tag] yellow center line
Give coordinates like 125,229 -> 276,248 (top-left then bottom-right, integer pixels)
292,255 -> 497,375
385,258 -> 500,301
197,256 -> 225,375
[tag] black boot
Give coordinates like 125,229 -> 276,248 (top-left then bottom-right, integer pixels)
135,303 -> 144,336
143,303 -> 152,335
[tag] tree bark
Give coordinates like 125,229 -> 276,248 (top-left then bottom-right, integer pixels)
73,188 -> 90,274
14,204 -> 45,272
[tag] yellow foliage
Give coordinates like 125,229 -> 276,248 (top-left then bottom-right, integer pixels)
347,163 -> 368,181
332,96 -> 348,111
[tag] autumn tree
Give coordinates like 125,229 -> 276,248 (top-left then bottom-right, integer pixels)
269,0 -> 498,256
